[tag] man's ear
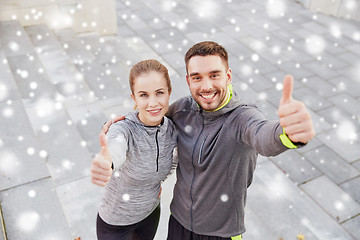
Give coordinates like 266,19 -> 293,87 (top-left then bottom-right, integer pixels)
186,75 -> 190,86
226,68 -> 232,85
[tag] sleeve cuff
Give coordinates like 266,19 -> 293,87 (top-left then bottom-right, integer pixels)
279,127 -> 298,149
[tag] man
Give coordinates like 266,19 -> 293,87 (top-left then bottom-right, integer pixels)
92,41 -> 315,240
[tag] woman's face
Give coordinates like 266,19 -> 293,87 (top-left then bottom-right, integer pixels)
131,71 -> 171,126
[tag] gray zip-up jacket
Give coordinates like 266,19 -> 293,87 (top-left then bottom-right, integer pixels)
167,93 -> 289,238
98,111 -> 177,225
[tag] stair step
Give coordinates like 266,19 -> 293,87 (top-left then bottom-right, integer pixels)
56,177 -> 104,239
6,54 -> 58,102
24,24 -> 93,101
0,21 -> 35,57
0,99 -> 50,191
54,28 -> 96,64
0,48 -> 21,102
0,178 -> 73,240
0,202 -> 7,240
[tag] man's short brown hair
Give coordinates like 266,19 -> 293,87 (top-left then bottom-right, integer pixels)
184,41 -> 229,73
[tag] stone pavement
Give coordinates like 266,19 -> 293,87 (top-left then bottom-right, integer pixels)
0,0 -> 360,239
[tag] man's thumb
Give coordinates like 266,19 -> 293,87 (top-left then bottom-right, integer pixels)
280,75 -> 294,105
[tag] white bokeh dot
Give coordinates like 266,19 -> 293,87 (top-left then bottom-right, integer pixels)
122,194 -> 130,201
28,190 -> 36,198
17,211 -> 40,232
221,194 -> 229,202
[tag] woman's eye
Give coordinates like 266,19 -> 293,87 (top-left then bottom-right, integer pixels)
157,91 -> 164,95
140,94 -> 148,97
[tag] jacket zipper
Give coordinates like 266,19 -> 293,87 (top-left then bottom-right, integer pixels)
155,128 -> 160,172
190,111 -> 204,231
198,137 -> 207,164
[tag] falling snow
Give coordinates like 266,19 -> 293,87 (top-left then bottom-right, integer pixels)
0,0 -> 359,239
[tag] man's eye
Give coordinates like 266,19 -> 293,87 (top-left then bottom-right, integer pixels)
192,76 -> 200,81
140,94 -> 148,97
211,74 -> 220,78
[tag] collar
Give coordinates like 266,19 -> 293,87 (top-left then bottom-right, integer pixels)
203,84 -> 233,112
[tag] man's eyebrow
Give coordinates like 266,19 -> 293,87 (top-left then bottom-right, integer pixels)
209,70 -> 221,74
189,70 -> 222,77
189,72 -> 200,77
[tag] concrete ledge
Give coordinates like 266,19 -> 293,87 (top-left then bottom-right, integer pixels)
0,0 -> 117,35
297,0 -> 360,22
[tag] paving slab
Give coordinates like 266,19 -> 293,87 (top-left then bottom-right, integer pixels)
0,178 -> 73,240
302,75 -> 338,98
270,149 -> 322,185
303,145 -> 359,184
342,215 -> 360,240
317,105 -> 357,128
246,160 -> 355,240
300,175 -> 360,223
328,93 -> 360,119
329,76 -> 360,98
0,100 -> 50,191
56,177 -> 103,240
302,60 -> 341,80
340,176 -> 360,204
317,129 -> 360,163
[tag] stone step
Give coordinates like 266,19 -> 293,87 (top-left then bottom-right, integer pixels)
55,28 -> 129,102
24,24 -> 93,101
0,48 -> 21,103
55,176 -> 104,239
54,28 -> 96,64
6,54 -> 58,102
0,178 -> 73,240
24,101 -> 93,186
0,21 -> 35,57
0,100 -> 50,191
0,203 -> 6,240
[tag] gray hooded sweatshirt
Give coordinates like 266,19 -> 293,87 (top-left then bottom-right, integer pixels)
98,111 -> 177,226
167,93 -> 290,238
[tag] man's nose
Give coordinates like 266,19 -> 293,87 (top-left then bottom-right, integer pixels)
201,78 -> 212,91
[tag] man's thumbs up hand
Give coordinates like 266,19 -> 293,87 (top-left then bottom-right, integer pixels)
278,75 -> 315,144
91,132 -> 113,187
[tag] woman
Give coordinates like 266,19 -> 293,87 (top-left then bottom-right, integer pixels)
91,59 -> 177,240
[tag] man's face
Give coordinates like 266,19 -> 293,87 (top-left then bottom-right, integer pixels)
186,55 -> 232,111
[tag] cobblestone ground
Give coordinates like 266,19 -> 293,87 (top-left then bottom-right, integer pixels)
0,0 -> 359,239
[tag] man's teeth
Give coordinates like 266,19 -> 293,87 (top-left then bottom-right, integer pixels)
201,93 -> 215,99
